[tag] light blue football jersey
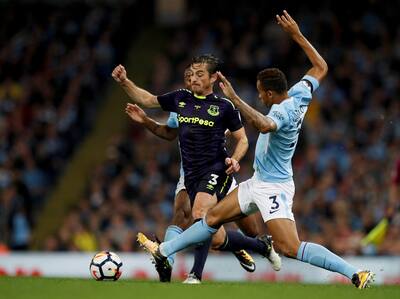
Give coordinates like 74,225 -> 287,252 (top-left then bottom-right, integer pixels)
166,112 -> 184,178
254,75 -> 319,182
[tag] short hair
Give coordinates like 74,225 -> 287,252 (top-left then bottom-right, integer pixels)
184,66 -> 192,76
257,68 -> 288,94
191,54 -> 221,74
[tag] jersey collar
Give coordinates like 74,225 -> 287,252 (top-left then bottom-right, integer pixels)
194,93 -> 217,100
194,93 -> 206,99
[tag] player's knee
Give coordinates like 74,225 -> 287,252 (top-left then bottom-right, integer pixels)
211,234 -> 225,249
192,203 -> 209,220
191,209 -> 204,220
205,209 -> 222,228
171,210 -> 187,228
179,217 -> 192,230
274,239 -> 300,258
241,226 -> 258,238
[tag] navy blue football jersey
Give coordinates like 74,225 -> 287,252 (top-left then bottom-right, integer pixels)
157,89 -> 242,180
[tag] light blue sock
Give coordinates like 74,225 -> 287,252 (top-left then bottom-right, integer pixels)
160,219 -> 217,257
164,225 -> 183,266
297,242 -> 358,279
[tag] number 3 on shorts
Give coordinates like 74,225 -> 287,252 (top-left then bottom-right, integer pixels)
208,174 -> 219,185
269,195 -> 280,213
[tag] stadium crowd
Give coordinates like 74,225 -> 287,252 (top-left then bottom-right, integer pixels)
1,1 -> 399,256
0,3 -> 132,250
47,2 -> 400,255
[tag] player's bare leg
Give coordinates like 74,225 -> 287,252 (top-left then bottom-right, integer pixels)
182,192 -> 255,282
191,192 -> 217,219
138,193 -> 280,278
171,190 -> 192,229
181,192 -> 218,283
235,213 -> 260,238
208,210 -> 260,272
205,188 -> 281,271
266,218 -> 375,288
264,219 -> 301,258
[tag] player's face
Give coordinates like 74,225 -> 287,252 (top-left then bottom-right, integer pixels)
190,63 -> 217,95
184,69 -> 193,90
256,80 -> 273,107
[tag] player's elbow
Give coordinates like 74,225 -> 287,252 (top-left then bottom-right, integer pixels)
320,60 -> 328,76
140,95 -> 159,108
259,123 -> 273,134
141,101 -> 157,108
315,60 -> 328,80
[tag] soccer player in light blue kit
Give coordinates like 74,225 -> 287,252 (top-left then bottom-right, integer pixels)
138,11 -> 375,288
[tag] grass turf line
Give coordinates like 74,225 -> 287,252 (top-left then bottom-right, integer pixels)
0,277 -> 399,299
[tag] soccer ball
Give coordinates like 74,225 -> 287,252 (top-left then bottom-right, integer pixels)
89,251 -> 123,281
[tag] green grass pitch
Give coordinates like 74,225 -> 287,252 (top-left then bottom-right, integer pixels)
0,277 -> 399,299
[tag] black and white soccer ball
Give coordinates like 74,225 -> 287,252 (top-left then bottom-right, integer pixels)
90,251 -> 123,281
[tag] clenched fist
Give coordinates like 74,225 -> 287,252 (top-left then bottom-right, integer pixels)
112,64 -> 127,83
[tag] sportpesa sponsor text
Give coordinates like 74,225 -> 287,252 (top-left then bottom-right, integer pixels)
177,114 -> 215,127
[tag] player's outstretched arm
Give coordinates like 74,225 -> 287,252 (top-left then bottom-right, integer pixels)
126,103 -> 178,141
112,64 -> 160,108
276,10 -> 328,82
218,72 -> 276,133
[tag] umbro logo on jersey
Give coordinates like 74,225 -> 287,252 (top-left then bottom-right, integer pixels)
206,184 -> 215,190
178,101 -> 186,108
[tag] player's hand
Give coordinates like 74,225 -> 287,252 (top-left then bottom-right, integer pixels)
112,64 -> 128,83
125,103 -> 147,124
276,10 -> 301,37
217,71 -> 239,101
225,157 -> 240,174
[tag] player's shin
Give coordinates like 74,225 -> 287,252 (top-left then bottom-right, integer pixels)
296,242 -> 358,279
164,225 -> 184,266
190,237 -> 212,280
160,219 -> 217,257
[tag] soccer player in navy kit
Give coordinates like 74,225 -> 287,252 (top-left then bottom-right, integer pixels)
125,68 -> 258,282
137,11 -> 374,289
113,56 -> 279,283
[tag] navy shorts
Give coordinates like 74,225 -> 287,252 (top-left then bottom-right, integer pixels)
185,168 -> 233,204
